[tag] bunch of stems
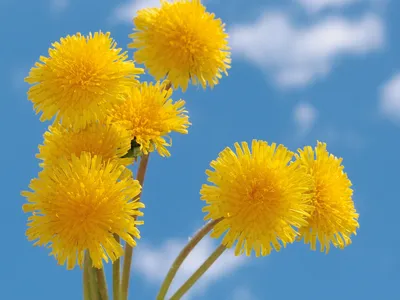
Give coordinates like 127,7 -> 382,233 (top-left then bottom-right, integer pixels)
83,155 -> 225,300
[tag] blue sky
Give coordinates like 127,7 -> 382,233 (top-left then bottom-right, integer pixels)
1,0 -> 399,299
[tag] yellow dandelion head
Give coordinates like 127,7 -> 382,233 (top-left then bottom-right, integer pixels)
25,32 -> 144,129
129,0 -> 231,92
108,81 -> 191,157
200,140 -> 314,257
22,153 -> 144,270
295,141 -> 359,253
37,122 -> 133,168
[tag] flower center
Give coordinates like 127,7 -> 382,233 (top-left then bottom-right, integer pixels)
64,58 -> 98,90
169,25 -> 205,61
244,178 -> 281,208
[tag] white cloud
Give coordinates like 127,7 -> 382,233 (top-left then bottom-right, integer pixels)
296,0 -> 387,13
11,67 -> 29,92
133,236 -> 247,299
112,0 -> 162,24
379,73 -> 400,124
230,13 -> 384,88
296,0 -> 361,13
293,102 -> 318,135
231,286 -> 258,300
111,0 -> 212,24
318,127 -> 366,149
50,0 -> 69,13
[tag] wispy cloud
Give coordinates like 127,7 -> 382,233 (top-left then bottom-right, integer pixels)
286,121 -> 366,151
293,102 -> 318,136
230,12 -> 384,88
11,67 -> 29,92
231,286 -> 259,300
133,236 -> 247,299
50,0 -> 69,13
295,0 -> 361,13
111,0 -> 161,24
296,0 -> 386,14
379,73 -> 400,124
316,127 -> 366,150
110,0 -> 212,24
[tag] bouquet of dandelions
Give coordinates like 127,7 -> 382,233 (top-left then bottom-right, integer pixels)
22,1 -> 359,299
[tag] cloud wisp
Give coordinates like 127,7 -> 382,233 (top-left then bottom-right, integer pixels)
379,73 -> 400,125
133,236 -> 248,299
231,286 -> 259,300
112,0 -> 161,24
295,0 -> 361,13
230,12 -> 384,88
293,102 -> 318,136
49,0 -> 69,13
111,0 -> 214,24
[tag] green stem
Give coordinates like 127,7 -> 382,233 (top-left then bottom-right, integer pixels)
83,252 -> 92,300
96,267 -> 109,300
86,253 -> 100,300
121,154 -> 150,300
121,244 -> 133,300
170,244 -> 226,300
113,235 -> 121,300
156,218 -> 222,300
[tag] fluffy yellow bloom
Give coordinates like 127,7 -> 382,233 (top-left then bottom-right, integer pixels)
37,122 -> 133,168
108,81 -> 190,157
295,142 -> 359,253
25,32 -> 143,129
200,140 -> 314,256
129,0 -> 231,92
22,153 -> 144,270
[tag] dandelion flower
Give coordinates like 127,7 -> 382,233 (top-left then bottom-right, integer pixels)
25,32 -> 143,129
22,153 -> 144,269
108,81 -> 190,157
129,0 -> 231,92
200,140 -> 314,256
295,141 -> 359,253
37,122 -> 133,168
